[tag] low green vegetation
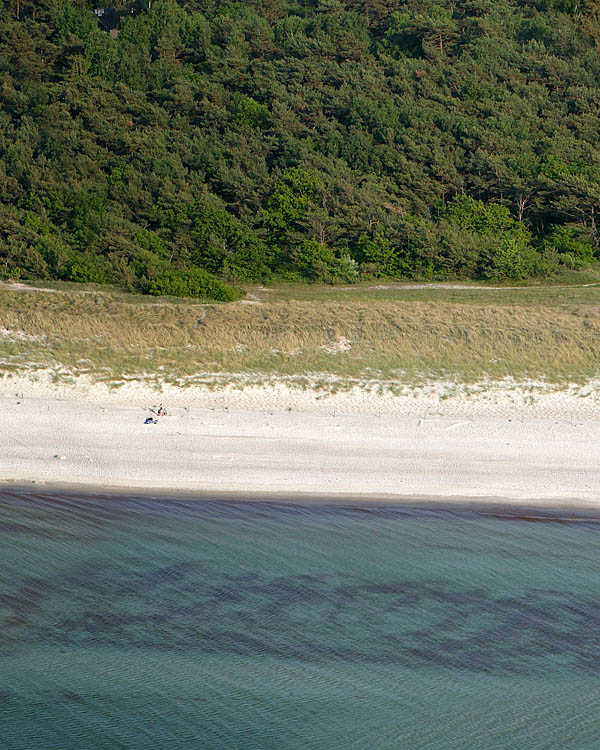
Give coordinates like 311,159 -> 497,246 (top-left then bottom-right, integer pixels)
2,1 -> 600,298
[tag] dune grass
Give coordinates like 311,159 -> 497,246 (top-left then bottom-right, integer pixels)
1,276 -> 600,386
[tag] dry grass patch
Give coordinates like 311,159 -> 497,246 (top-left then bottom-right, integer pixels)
1,282 -> 599,384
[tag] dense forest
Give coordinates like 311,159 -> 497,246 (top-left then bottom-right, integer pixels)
2,0 -> 600,298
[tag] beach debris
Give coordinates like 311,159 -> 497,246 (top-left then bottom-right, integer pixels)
53,454 -> 66,460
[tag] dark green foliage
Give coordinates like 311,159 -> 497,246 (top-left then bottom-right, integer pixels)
141,267 -> 242,301
190,199 -> 272,282
2,0 -> 600,298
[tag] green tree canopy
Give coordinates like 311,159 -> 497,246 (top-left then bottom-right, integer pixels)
1,0 -> 600,296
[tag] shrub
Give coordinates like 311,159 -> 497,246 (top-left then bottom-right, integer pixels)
64,256 -> 112,284
355,232 -> 398,277
443,195 -> 539,280
294,240 -> 359,283
191,201 -> 271,282
142,267 -> 242,301
487,238 -> 541,280
543,225 -> 596,268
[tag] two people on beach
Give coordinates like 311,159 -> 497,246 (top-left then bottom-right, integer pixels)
145,404 -> 168,424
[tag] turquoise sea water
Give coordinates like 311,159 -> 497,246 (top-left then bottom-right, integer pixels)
2,492 -> 600,749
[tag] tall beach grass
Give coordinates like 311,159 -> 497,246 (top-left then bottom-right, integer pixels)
1,278 -> 599,386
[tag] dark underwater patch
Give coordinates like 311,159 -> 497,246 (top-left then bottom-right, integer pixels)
12,561 -> 599,675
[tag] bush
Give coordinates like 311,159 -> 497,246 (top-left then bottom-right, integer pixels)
294,240 -> 359,283
191,201 -> 272,282
487,238 -> 541,280
355,232 -> 399,277
64,256 -> 112,284
141,267 -> 242,301
442,195 -> 539,280
0,239 -> 49,279
543,225 -> 596,268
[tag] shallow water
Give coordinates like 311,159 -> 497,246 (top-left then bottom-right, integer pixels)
2,492 -> 600,749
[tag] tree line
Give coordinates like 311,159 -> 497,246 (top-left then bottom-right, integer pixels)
1,0 -> 600,299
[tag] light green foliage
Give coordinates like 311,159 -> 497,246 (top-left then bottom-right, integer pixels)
543,225 -> 596,267
107,158 -> 127,186
541,155 -> 573,181
233,97 -> 272,131
355,232 -> 398,277
135,229 -> 171,259
264,168 -> 324,271
442,196 -> 537,280
443,196 -> 527,237
265,168 -> 323,239
54,3 -> 97,42
65,257 -> 111,284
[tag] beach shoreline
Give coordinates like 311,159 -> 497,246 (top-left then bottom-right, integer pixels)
2,371 -> 600,507
3,484 -> 600,518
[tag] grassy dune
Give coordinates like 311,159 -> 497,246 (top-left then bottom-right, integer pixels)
1,278 -> 600,386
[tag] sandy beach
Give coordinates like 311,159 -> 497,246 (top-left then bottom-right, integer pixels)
2,371 -> 600,505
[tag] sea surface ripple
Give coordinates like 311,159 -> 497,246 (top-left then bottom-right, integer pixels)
2,491 -> 600,749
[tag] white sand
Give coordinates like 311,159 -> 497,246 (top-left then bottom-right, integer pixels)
2,371 -> 600,505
